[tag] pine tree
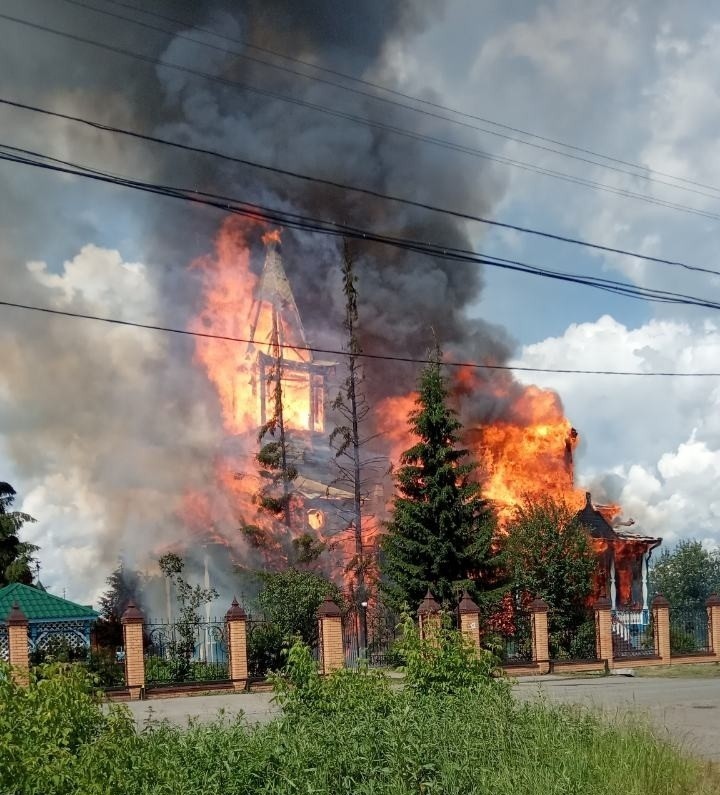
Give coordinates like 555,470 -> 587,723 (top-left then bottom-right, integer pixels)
380,347 -> 497,610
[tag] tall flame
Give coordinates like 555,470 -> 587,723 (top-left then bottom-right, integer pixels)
184,218 -> 589,579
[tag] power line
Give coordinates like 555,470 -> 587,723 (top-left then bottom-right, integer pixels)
3,144 -> 719,311
55,0 -> 720,204
5,10 -> 720,223
5,96 -> 720,278
1,298 -> 718,377
93,0 -> 720,199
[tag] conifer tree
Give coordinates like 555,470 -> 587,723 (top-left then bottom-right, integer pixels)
380,347 -> 497,610
255,317 -> 298,528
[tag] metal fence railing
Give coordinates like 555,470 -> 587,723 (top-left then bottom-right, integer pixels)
549,619 -> 599,662
344,605 -> 400,668
144,619 -> 228,686
670,606 -> 711,656
611,611 -> 655,658
246,617 -> 284,680
499,611 -> 533,664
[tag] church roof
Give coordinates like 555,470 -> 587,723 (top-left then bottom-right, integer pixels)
576,492 -> 661,545
576,492 -> 616,539
253,240 -> 311,358
0,583 -> 98,623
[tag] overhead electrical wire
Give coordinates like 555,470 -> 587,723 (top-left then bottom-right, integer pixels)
0,298 -> 718,378
4,96 -> 720,279
4,10 -> 720,222
2,144 -> 719,311
54,0 -> 720,204
88,0 -> 720,199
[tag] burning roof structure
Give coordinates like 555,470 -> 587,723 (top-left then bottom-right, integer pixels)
577,492 -> 661,618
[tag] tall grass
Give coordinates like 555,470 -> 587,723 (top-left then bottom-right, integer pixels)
0,632 -> 717,795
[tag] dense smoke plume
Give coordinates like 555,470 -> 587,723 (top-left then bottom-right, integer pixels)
0,0 -> 542,604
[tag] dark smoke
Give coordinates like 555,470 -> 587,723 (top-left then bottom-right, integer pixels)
0,0 -> 518,603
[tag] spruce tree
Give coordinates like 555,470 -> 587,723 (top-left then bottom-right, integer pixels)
380,347 -> 496,610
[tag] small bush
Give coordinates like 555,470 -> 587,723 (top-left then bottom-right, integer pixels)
247,621 -> 285,678
395,614 -> 508,697
670,627 -> 699,655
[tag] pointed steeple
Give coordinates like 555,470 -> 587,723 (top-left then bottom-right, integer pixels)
248,235 -> 311,362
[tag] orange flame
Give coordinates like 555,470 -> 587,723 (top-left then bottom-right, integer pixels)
261,228 -> 282,246
183,218 -> 592,584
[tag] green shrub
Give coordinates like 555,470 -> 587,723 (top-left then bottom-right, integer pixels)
395,613 -> 508,697
247,621 -> 285,678
670,626 -> 699,655
1,646 -> 718,795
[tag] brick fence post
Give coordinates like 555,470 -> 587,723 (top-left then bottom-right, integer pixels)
225,597 -> 248,690
652,594 -> 671,662
594,597 -> 613,666
706,594 -> 720,659
121,601 -> 145,700
417,589 -> 441,640
7,603 -> 29,684
458,590 -> 481,652
529,598 -> 549,671
317,597 -> 344,674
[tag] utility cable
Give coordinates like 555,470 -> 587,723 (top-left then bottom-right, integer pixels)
3,11 -> 720,223
3,97 -> 720,278
92,0 -> 720,199
2,145 -> 718,310
55,0 -> 720,204
1,298 -> 718,377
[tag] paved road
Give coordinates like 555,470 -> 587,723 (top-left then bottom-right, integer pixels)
515,676 -> 720,762
123,676 -> 720,761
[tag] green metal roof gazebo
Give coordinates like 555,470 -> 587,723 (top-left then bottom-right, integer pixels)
0,582 -> 99,661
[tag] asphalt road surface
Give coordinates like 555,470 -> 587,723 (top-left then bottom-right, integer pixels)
514,675 -> 720,761
123,676 -> 720,761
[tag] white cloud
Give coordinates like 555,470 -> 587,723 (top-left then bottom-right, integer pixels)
515,315 -> 720,547
473,0 -> 639,91
0,245 -> 219,606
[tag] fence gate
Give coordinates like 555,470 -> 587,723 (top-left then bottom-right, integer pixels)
344,603 -> 399,668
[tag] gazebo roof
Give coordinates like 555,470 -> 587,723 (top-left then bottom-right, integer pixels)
0,582 -> 98,623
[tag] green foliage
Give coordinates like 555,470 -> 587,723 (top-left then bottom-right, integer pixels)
257,569 -> 341,645
98,562 -> 143,621
1,658 -> 717,795
254,354 -> 298,528
395,613 -> 507,697
650,540 -> 720,606
85,649 -> 125,687
30,637 -> 87,666
291,532 -> 326,564
380,347 -> 498,610
503,496 -> 596,632
549,619 -> 598,661
0,662 -> 134,794
247,621 -> 285,678
0,481 -> 39,586
670,627 -> 699,655
144,656 -> 228,684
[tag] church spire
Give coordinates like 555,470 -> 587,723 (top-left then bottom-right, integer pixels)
248,234 -> 311,362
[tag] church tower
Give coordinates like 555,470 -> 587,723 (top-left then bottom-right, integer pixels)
245,233 -> 335,436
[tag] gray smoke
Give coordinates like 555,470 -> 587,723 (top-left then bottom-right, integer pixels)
0,0 -> 516,603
